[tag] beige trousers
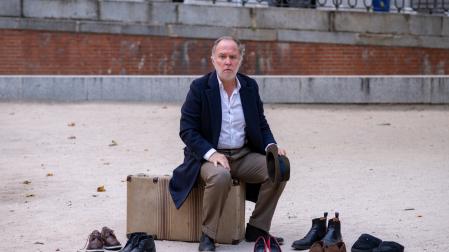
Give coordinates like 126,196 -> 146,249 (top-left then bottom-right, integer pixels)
200,147 -> 286,239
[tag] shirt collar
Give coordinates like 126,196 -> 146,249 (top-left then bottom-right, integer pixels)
217,73 -> 241,93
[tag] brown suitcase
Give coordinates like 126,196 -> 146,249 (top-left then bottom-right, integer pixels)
126,174 -> 245,244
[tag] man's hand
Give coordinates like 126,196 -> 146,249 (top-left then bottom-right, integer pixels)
278,147 -> 287,156
208,152 -> 230,171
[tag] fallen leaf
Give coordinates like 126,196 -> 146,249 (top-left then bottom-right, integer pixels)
23,180 -> 31,185
34,241 -> 44,245
68,136 -> 76,140
67,122 -> 76,127
378,123 -> 391,126
144,149 -> 148,152
417,214 -> 423,218
162,105 -> 167,109
103,162 -> 110,165
404,208 -> 415,211
109,140 -> 118,147
46,173 -> 54,177
97,185 -> 106,192
26,194 -> 35,197
92,194 -> 98,197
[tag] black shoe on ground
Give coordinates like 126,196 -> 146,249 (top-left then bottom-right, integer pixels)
292,212 -> 328,250
254,236 -> 268,252
266,235 -> 282,252
322,212 -> 343,246
134,235 -> 156,252
199,232 -> 215,252
121,232 -> 155,252
245,223 -> 284,245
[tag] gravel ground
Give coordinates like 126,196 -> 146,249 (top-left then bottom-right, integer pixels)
1,102 -> 448,252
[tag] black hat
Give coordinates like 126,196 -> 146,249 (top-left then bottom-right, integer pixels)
352,234 -> 404,252
373,241 -> 404,252
266,144 -> 290,183
352,234 -> 382,252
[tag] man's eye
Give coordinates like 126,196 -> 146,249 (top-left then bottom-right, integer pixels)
219,55 -> 226,60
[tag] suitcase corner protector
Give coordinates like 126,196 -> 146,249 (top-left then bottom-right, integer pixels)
231,239 -> 241,245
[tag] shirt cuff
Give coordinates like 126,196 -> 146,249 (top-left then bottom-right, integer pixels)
265,143 -> 276,152
203,148 -> 217,161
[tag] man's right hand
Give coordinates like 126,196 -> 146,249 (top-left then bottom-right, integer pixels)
208,152 -> 230,171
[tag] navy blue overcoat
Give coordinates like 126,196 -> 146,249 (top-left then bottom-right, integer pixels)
169,71 -> 276,209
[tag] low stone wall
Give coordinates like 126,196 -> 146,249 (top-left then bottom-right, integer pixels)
1,76 -> 448,103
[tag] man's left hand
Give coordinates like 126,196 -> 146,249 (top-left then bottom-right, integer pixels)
278,147 -> 287,156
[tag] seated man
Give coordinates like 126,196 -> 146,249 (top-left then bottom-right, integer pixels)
169,36 -> 288,252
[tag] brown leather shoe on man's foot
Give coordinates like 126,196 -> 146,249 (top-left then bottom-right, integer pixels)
100,227 -> 122,251
86,230 -> 104,252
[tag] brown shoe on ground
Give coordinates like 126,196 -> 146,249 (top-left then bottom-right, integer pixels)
101,227 -> 122,251
86,230 -> 104,252
325,241 -> 347,252
309,240 -> 347,252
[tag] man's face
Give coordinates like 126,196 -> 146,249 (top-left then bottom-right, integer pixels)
211,39 -> 242,82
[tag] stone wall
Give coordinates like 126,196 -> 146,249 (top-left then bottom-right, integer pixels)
1,76 -> 448,103
0,0 -> 448,75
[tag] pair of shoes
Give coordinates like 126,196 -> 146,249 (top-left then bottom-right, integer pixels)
122,232 -> 156,252
351,234 -> 404,252
292,212 -> 344,250
198,232 -> 215,252
254,235 -> 282,252
245,223 -> 284,245
266,144 -> 290,183
292,212 -> 328,250
83,227 -> 122,252
310,241 -> 347,252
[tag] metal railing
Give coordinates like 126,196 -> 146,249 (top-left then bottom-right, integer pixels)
200,0 -> 449,14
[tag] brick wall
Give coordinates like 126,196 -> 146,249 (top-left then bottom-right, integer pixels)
1,29 -> 448,75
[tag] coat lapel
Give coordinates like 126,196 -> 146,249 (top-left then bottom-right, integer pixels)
205,72 -> 221,147
238,74 -> 254,125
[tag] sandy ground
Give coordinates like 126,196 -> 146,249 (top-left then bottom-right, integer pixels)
1,102 -> 449,252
